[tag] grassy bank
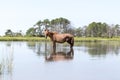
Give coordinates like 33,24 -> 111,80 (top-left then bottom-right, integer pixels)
74,37 -> 120,42
0,37 -> 120,41
0,37 -> 46,41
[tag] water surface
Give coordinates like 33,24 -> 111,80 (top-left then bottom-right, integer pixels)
0,41 -> 120,80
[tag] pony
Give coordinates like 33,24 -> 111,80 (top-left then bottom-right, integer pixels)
44,29 -> 74,50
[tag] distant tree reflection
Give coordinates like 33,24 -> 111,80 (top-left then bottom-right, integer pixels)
80,41 -> 120,57
27,41 -> 120,58
27,41 -> 74,61
27,42 -> 52,56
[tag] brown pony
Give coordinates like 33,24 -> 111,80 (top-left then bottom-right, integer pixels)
44,29 -> 74,50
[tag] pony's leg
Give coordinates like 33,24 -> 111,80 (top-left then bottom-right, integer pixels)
53,48 -> 56,54
67,47 -> 74,56
70,43 -> 73,49
71,37 -> 74,48
67,40 -> 72,49
53,42 -> 56,52
67,38 -> 74,49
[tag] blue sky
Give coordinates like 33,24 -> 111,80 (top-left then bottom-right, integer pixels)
0,0 -> 120,35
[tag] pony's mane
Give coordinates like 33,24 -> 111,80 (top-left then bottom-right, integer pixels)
52,31 -> 58,34
49,31 -> 58,34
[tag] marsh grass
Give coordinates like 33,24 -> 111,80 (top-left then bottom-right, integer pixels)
0,61 -> 4,74
74,37 -> 120,42
0,37 -> 47,41
0,37 -> 120,41
0,56 -> 13,75
0,64 -> 2,74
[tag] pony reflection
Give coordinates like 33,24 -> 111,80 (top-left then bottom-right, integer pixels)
45,48 -> 74,62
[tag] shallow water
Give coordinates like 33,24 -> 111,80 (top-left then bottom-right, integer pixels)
0,41 -> 120,80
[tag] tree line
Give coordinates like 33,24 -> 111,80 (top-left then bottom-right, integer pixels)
26,17 -> 72,37
4,17 -> 120,38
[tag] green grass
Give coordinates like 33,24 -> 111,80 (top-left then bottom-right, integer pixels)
74,37 -> 120,42
0,37 -> 120,41
0,37 -> 48,41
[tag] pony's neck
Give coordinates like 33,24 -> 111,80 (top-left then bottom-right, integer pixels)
48,32 -> 54,41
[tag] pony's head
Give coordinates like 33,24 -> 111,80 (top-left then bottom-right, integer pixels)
44,29 -> 58,39
44,29 -> 49,39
